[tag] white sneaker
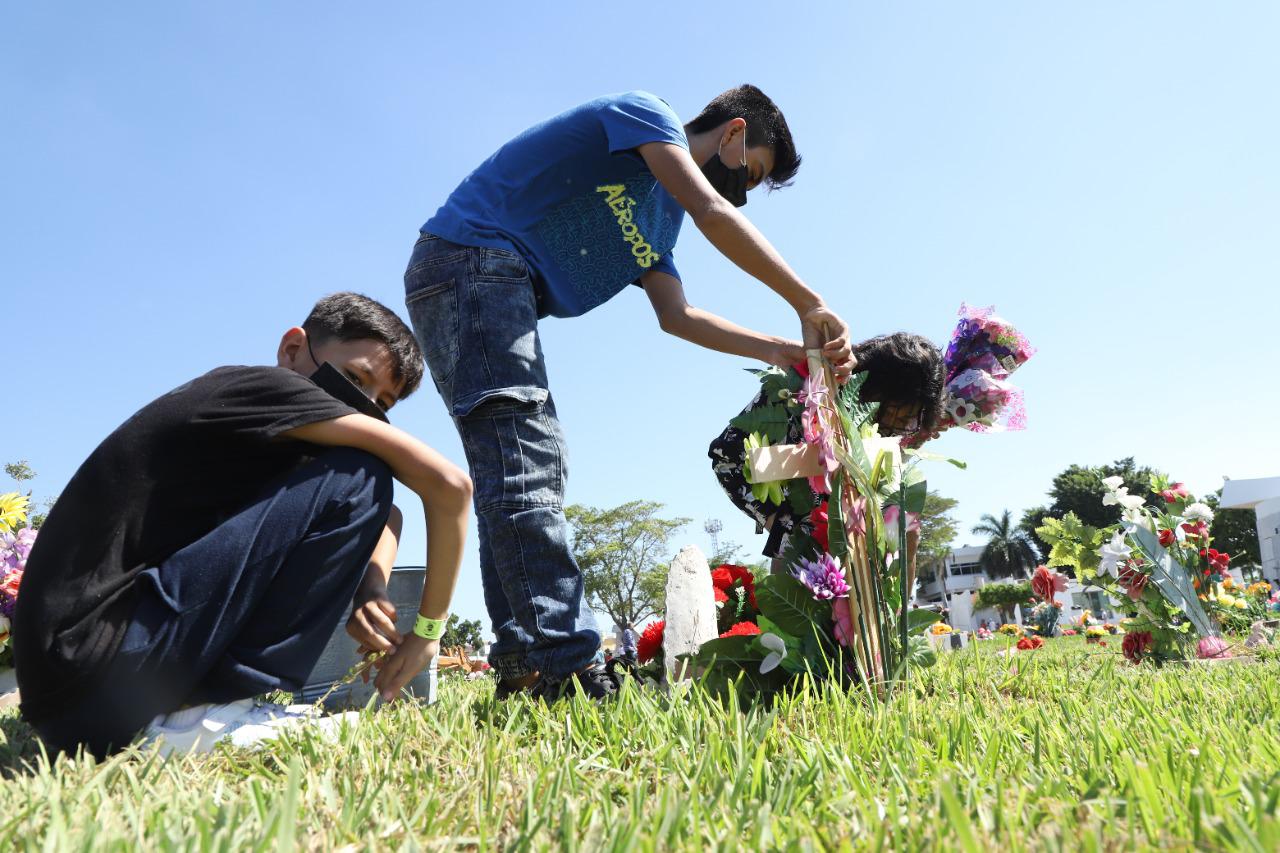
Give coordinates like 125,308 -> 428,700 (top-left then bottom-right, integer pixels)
141,699 -> 359,755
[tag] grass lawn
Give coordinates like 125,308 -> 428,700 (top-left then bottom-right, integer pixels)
2,636 -> 1279,850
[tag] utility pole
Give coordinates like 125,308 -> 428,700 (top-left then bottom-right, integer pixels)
704,518 -> 723,560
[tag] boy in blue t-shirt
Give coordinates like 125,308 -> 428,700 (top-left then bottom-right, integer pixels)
404,85 -> 854,700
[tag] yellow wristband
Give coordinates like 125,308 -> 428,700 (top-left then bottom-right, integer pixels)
414,614 -> 447,640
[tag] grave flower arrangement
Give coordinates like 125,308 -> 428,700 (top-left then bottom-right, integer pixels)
1036,474 -> 1242,663
1,492 -> 37,668
694,305 -> 1033,696
1027,565 -> 1067,636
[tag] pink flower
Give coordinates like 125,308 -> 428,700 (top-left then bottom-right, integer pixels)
1197,637 -> 1232,659
882,505 -> 922,534
1161,482 -> 1190,503
801,370 -> 839,494
843,494 -> 867,539
832,597 -> 854,648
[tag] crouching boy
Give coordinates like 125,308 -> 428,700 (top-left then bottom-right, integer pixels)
14,292 -> 471,757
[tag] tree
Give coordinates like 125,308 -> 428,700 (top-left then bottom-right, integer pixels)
1021,457 -> 1164,560
975,581 -> 1033,625
917,491 -> 960,571
972,510 -> 1039,579
440,614 -> 484,651
566,500 -> 690,628
5,459 -> 54,528
1205,490 -> 1262,567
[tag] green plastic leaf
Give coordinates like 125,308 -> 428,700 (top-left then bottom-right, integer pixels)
730,406 -> 791,444
689,634 -> 765,668
827,477 -> 849,563
755,574 -> 831,639
906,608 -> 942,635
786,482 -> 817,516
902,447 -> 968,470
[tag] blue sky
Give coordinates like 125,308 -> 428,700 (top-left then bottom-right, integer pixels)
4,3 -> 1278,631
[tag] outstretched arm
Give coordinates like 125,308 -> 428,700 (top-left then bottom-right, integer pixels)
642,271 -> 854,380
283,414 -> 472,701
642,270 -> 802,368
638,141 -> 852,369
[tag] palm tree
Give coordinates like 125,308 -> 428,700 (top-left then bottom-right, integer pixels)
972,510 -> 1039,579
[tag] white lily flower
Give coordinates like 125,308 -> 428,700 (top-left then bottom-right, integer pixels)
759,632 -> 788,674
1101,476 -> 1126,491
1124,507 -> 1153,532
1184,502 -> 1214,524
1097,530 -> 1132,577
1118,493 -> 1146,511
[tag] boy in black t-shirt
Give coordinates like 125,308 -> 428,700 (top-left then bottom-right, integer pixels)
14,292 -> 472,757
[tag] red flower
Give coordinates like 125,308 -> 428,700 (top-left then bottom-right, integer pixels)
1016,636 -> 1044,651
719,621 -> 762,639
1031,565 -> 1067,603
1121,630 -> 1153,664
793,361 -> 809,379
1157,528 -> 1176,548
711,564 -> 758,609
1117,563 -> 1150,602
636,620 -> 665,664
1181,521 -> 1209,541
1201,549 -> 1231,574
714,587 -> 728,604
809,503 -> 830,553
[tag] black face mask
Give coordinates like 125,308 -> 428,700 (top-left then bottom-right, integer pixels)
701,129 -> 750,208
309,362 -> 390,423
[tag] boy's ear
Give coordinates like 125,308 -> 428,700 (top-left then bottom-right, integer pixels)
277,327 -> 308,370
720,117 -> 747,148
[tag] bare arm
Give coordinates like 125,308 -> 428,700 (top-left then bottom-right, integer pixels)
283,414 -> 472,699
346,505 -> 405,666
638,141 -> 852,365
642,271 -> 804,368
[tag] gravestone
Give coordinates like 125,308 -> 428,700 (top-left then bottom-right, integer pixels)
663,545 -> 718,677
295,565 -> 438,708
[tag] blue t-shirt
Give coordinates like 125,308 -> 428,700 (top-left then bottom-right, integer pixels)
423,91 -> 688,318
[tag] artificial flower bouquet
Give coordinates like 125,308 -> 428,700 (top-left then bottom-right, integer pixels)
1028,565 -> 1067,636
0,492 -> 37,668
692,305 -> 1034,697
1037,474 -> 1243,663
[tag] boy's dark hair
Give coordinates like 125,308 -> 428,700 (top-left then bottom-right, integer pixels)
685,84 -> 801,188
302,292 -> 424,400
853,333 -> 945,432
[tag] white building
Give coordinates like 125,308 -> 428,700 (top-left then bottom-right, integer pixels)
1221,476 -> 1280,584
914,545 -> 1119,632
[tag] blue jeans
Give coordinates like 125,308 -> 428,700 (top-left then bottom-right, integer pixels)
33,448 -> 392,757
404,233 -> 600,680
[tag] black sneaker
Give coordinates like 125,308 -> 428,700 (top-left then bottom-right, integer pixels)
530,662 -> 620,702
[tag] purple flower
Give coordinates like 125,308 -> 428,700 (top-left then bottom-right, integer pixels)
0,527 -> 37,572
792,553 -> 850,601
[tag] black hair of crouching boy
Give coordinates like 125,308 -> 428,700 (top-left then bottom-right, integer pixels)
302,292 -> 425,399
851,333 -> 945,433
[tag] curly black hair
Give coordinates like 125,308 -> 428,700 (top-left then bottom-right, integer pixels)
852,333 -> 945,433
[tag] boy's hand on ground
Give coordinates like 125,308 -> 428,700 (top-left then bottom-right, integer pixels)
347,589 -> 402,655
799,303 -> 855,380
374,634 -> 438,701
